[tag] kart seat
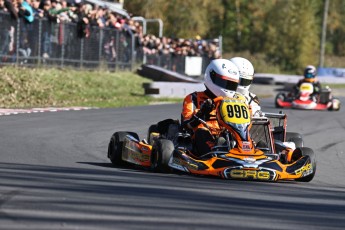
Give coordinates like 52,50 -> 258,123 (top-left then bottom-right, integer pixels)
256,140 -> 270,153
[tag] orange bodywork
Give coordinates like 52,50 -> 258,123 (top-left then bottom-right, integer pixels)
119,97 -> 314,182
121,135 -> 312,182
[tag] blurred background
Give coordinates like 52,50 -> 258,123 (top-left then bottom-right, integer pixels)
1,0 -> 344,76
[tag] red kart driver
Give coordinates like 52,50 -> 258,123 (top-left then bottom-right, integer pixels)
294,65 -> 322,101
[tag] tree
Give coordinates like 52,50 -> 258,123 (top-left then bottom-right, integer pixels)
124,0 -> 223,39
327,0 -> 345,56
265,0 -> 320,72
124,0 -> 345,71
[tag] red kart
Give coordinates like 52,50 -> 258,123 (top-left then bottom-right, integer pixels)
275,82 -> 341,111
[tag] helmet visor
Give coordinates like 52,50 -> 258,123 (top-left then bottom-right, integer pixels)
239,78 -> 253,87
210,70 -> 238,91
305,73 -> 315,79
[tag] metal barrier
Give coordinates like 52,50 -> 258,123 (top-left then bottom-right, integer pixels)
141,53 -> 212,77
0,12 -> 221,75
0,12 -> 135,70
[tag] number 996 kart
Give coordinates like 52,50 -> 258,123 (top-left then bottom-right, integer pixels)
107,97 -> 316,182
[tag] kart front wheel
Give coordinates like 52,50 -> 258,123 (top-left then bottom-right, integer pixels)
328,98 -> 341,111
151,139 -> 174,173
291,147 -> 316,182
108,131 -> 139,166
275,93 -> 285,108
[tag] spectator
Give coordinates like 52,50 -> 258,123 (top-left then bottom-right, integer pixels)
0,0 -> 222,68
0,0 -> 7,11
18,35 -> 31,63
66,2 -> 78,23
76,1 -> 90,38
4,0 -> 19,19
19,0 -> 34,23
0,26 -> 15,62
32,0 -> 44,18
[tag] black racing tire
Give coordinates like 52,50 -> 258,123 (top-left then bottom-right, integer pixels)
108,131 -> 139,166
286,132 -> 303,148
292,147 -> 316,182
328,98 -> 341,111
147,124 -> 159,144
275,93 -> 285,108
151,139 -> 174,173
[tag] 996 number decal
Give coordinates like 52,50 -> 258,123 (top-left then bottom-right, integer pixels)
220,100 -> 250,124
226,104 -> 249,119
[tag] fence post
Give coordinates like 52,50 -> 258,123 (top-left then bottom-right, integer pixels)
37,19 -> 42,65
80,38 -> 84,69
115,30 -> 119,72
131,32 -> 135,71
98,29 -> 103,68
61,23 -> 65,68
218,35 -> 223,58
16,19 -> 20,66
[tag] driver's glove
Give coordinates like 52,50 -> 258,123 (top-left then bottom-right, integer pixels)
188,99 -> 214,128
198,99 -> 214,117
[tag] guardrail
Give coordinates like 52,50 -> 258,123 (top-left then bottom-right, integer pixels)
140,66 -> 345,98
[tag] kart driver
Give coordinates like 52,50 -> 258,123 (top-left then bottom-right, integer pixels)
181,59 -> 241,157
294,65 -> 322,101
230,57 -> 261,116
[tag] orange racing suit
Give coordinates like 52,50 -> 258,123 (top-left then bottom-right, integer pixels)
181,89 -> 222,156
181,90 -> 221,135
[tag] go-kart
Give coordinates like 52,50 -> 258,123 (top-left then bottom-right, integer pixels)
108,97 -> 316,182
275,82 -> 341,111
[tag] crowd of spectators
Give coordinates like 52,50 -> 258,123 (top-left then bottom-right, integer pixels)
0,0 -> 139,38
0,0 -> 221,65
140,34 -> 221,59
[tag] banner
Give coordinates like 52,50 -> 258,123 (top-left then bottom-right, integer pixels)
185,57 -> 202,76
317,67 -> 345,78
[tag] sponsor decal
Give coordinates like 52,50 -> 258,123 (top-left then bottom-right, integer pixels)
242,142 -> 252,151
172,158 -> 198,170
141,146 -> 150,152
124,142 -> 150,162
225,169 -> 273,180
295,163 -> 313,176
130,151 -> 150,162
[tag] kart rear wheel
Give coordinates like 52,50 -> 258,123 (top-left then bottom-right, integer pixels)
291,147 -> 316,182
108,131 -> 139,166
151,139 -> 174,173
286,132 -> 303,148
275,93 -> 285,108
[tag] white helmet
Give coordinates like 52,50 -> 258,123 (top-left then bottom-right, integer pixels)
204,59 -> 240,98
229,57 -> 254,95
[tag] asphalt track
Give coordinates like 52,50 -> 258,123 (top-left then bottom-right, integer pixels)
0,96 -> 345,230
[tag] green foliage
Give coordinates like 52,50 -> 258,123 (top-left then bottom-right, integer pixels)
125,0 -> 222,39
327,0 -> 345,56
125,0 -> 345,72
265,0 -> 320,72
0,67 -> 181,108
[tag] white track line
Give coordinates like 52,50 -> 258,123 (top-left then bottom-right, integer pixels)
0,107 -> 95,116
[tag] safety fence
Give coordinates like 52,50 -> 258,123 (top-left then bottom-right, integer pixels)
0,12 -> 220,75
0,12 -> 135,71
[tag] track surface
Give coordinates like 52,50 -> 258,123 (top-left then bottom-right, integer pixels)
1,97 -> 345,230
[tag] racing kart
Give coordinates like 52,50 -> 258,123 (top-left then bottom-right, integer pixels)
108,97 -> 316,182
275,82 -> 341,111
